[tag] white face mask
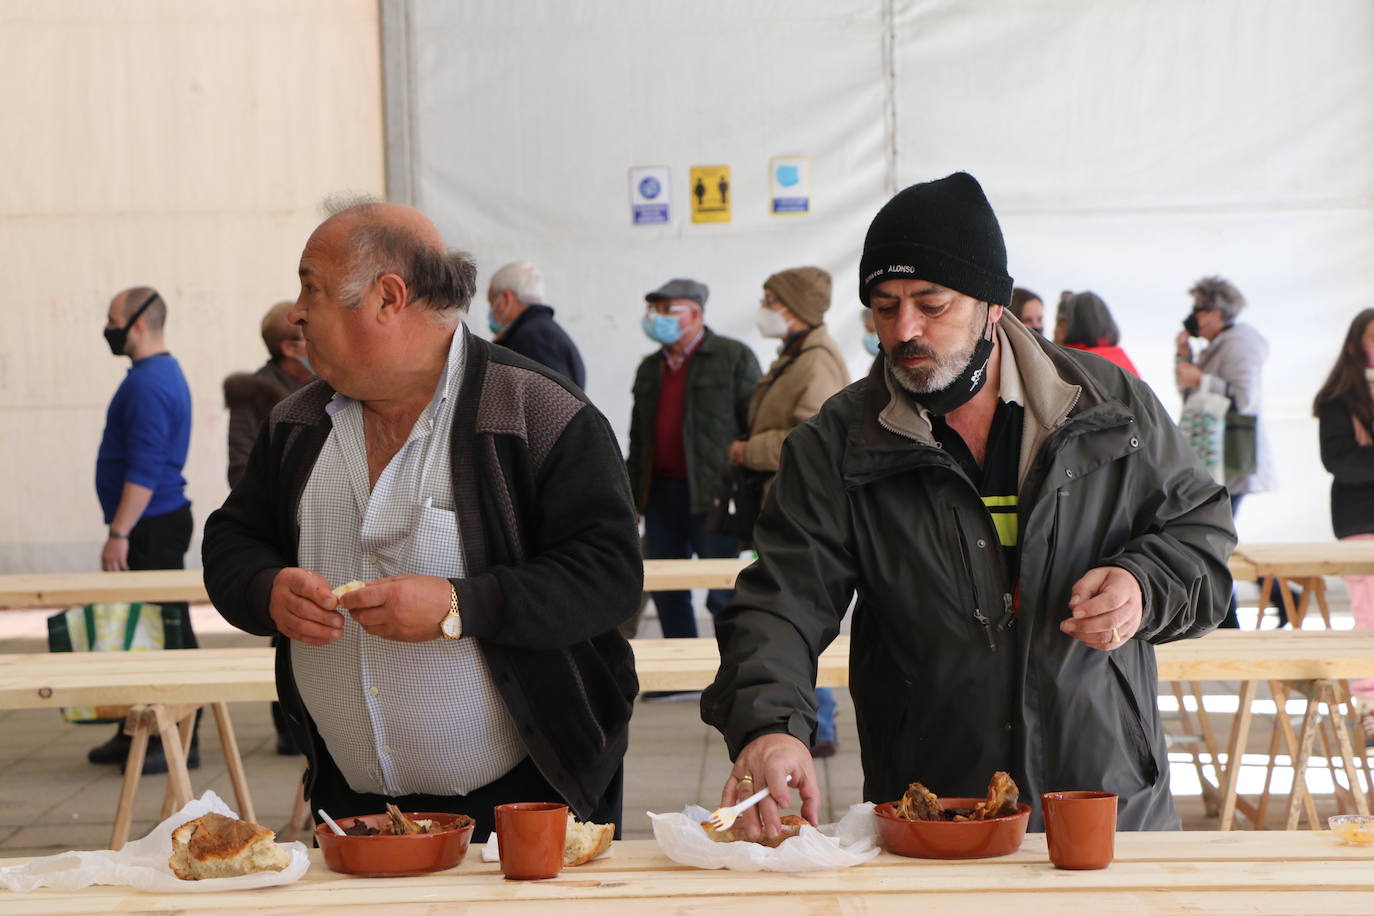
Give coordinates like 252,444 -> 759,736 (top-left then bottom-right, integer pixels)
755,305 -> 790,339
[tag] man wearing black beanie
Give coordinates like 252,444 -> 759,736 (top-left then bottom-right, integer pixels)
703,172 -> 1236,838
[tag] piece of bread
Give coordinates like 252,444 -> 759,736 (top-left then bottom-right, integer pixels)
168,812 -> 291,880
563,814 -> 614,866
699,814 -> 806,847
332,580 -> 366,599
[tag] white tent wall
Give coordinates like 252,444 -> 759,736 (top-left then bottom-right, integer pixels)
395,0 -> 1373,544
396,0 -> 892,403
0,0 -> 385,573
890,0 -> 1374,542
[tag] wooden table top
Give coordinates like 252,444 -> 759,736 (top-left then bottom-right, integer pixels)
0,560 -> 755,610
1231,541 -> 1374,579
6,542 -> 1360,610
3,630 -> 1372,711
1,834 -> 1370,914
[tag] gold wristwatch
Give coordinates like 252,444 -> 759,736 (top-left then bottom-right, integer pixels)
440,584 -> 462,640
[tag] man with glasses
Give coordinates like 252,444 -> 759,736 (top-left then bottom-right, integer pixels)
626,279 -> 760,683
1176,275 -> 1281,627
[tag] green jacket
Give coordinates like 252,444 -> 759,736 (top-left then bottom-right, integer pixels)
703,316 -> 1235,831
626,328 -> 762,515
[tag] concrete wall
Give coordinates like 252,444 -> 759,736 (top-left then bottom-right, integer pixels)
0,0 -> 386,573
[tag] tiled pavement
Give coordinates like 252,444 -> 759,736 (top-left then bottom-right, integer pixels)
0,585 -> 1365,859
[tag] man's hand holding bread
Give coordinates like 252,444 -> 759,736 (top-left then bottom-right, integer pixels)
336,575 -> 453,643
270,570 -> 456,644
269,568 -> 345,645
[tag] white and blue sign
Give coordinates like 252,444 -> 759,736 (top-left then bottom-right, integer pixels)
629,166 -> 671,225
769,155 -> 811,216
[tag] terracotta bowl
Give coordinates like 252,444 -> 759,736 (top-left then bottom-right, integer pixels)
874,798 -> 1031,859
316,811 -> 475,877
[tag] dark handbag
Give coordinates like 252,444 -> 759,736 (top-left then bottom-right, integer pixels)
706,466 -> 772,540
1223,411 -> 1258,480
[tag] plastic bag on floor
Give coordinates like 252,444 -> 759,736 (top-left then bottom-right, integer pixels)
0,790 -> 308,893
647,802 -> 879,871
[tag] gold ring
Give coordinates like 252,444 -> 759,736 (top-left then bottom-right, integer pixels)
1110,627 -> 1120,644
736,775 -> 754,786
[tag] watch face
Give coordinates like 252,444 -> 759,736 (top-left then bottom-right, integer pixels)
441,614 -> 461,638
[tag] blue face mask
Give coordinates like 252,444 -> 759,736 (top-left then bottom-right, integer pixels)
862,331 -> 881,357
487,312 -> 504,336
642,313 -> 684,346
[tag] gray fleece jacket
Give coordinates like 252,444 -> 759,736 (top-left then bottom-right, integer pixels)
1179,321 -> 1276,495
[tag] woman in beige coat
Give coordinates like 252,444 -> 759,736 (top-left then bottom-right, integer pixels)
727,267 -> 849,474
726,265 -> 850,756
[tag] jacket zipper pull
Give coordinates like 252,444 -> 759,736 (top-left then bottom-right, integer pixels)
974,609 -> 995,650
999,592 -> 1015,630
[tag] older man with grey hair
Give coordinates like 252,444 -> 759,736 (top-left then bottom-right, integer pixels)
487,260 -> 586,388
202,197 -> 641,839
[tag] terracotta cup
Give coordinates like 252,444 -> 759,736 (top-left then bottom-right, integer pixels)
1041,791 -> 1118,870
494,802 -> 568,880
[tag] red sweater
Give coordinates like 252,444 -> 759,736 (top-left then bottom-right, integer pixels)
1068,342 -> 1139,377
653,359 -> 690,478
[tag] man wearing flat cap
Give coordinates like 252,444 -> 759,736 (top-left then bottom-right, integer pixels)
703,172 -> 1234,837
627,278 -> 760,658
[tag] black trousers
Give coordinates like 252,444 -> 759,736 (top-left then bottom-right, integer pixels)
307,750 -> 624,843
124,503 -> 199,744
127,503 -> 197,648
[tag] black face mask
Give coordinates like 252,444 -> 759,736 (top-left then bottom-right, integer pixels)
1182,312 -> 1202,338
904,310 -> 996,416
104,292 -> 158,356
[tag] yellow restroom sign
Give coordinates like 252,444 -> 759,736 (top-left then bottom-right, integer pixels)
690,165 -> 731,223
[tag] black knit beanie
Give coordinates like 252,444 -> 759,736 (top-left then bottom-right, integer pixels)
858,172 -> 1013,307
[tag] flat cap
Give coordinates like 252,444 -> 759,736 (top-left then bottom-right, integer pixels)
645,278 -> 709,308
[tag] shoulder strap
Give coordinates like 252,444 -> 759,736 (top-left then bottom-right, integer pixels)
121,603 -> 144,650
770,345 -> 844,386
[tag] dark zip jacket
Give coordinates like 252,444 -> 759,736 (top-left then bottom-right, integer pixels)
496,303 -> 586,390
1317,397 -> 1374,539
626,328 -> 762,515
202,329 -> 642,819
703,316 -> 1234,830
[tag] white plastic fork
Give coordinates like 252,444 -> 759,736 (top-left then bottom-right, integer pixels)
318,808 -> 346,836
707,774 -> 792,831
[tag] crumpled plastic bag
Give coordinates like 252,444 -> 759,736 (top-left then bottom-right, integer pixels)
480,832 -> 613,863
0,790 -> 309,893
647,802 -> 879,872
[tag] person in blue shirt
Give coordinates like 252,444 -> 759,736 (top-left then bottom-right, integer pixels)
88,286 -> 197,774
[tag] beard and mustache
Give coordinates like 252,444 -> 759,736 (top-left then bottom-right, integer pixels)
888,309 -> 984,395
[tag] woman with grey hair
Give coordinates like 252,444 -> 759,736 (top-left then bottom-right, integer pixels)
1175,275 -> 1283,627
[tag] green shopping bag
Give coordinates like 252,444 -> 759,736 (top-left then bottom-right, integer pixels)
46,602 -> 184,723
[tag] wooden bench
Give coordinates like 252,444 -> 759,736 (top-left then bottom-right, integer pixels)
1230,541 -> 1374,628
4,630 -> 1372,845
0,558 -> 757,610
1,545 -> 1319,610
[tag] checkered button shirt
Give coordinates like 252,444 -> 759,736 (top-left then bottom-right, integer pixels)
292,329 -> 525,797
